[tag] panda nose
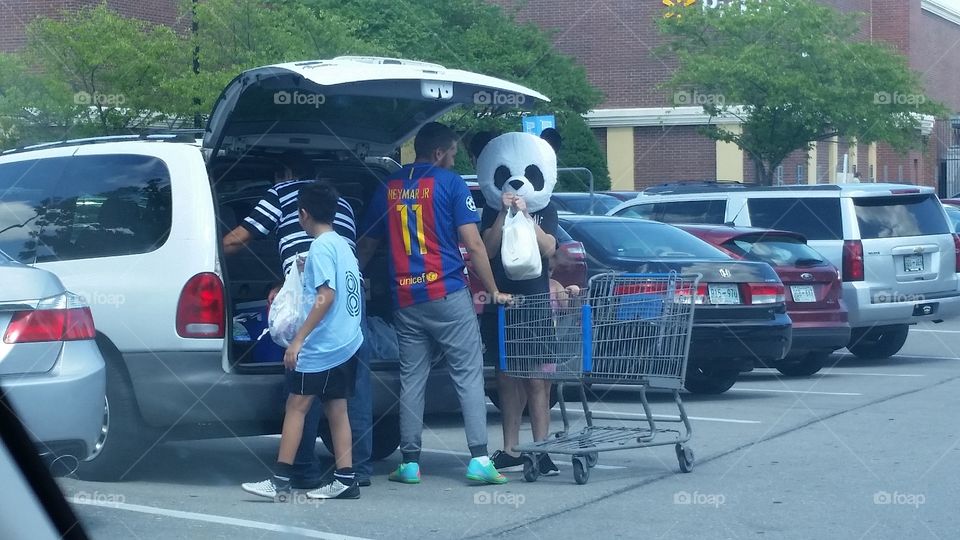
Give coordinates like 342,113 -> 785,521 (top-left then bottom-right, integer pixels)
508,178 -> 525,191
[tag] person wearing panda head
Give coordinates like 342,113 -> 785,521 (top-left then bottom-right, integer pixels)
477,132 -> 561,476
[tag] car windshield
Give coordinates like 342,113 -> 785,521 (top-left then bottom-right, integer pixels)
722,235 -> 826,266
568,220 -> 727,259
854,194 -> 950,239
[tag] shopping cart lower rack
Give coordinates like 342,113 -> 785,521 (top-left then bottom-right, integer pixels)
497,272 -> 700,484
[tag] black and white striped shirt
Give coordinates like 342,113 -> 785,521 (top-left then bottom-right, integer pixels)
241,179 -> 357,274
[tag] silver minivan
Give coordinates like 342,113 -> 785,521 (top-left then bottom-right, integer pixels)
0,56 -> 548,480
610,183 -> 960,359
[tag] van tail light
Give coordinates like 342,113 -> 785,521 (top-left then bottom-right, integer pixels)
3,293 -> 96,344
745,283 -> 785,305
176,273 -> 224,338
842,240 -> 864,282
953,234 -> 960,272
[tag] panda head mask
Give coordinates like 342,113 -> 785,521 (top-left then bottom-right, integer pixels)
476,132 -> 557,213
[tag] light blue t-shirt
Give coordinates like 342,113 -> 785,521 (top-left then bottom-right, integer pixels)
298,231 -> 363,373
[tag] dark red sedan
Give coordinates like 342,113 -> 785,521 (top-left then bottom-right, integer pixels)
679,225 -> 850,376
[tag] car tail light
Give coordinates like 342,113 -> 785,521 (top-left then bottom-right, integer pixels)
3,293 -> 96,344
842,240 -> 864,282
676,283 -> 709,304
744,283 -> 785,305
953,234 -> 960,273
564,242 -> 586,260
176,273 -> 224,338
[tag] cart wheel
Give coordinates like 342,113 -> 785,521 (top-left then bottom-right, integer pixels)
572,456 -> 590,485
275,492 -> 289,503
676,444 -> 694,473
585,452 -> 599,468
522,455 -> 540,483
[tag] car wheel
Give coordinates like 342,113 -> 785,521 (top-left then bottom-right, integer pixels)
318,414 -> 400,462
848,325 -> 909,360
486,385 -> 560,413
77,358 -> 155,481
683,367 -> 738,394
776,352 -> 828,377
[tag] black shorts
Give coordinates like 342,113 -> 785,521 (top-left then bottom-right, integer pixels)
286,355 -> 358,402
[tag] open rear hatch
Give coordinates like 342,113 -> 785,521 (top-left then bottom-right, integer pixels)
203,56 -> 549,159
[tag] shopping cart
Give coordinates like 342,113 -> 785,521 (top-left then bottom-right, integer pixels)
497,272 -> 699,484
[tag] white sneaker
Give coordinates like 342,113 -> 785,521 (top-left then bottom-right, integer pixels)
306,478 -> 360,499
241,478 -> 290,501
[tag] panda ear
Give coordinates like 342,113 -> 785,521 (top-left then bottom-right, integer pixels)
524,165 -> 544,191
494,166 -> 511,190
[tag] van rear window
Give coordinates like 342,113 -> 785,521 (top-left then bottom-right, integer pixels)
854,194 -> 949,239
747,198 -> 842,240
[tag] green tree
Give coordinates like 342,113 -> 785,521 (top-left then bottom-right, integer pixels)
0,4 -> 188,147
658,0 -> 945,185
302,0 -> 610,188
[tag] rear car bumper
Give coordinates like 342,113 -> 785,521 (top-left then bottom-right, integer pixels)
123,352 -> 458,433
688,315 -> 793,371
787,323 -> 852,355
3,340 -> 106,460
844,285 -> 960,327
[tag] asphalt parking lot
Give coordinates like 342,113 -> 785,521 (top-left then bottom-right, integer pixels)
59,321 -> 960,540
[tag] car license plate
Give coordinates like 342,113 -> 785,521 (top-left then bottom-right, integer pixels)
903,254 -> 924,273
790,285 -> 817,303
708,284 -> 740,305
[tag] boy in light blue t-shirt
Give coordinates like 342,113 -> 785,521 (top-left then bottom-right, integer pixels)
242,181 -> 363,502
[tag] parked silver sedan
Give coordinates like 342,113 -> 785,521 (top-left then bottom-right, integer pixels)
0,249 -> 105,470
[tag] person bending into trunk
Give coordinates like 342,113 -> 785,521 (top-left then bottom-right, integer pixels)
242,181 -> 363,501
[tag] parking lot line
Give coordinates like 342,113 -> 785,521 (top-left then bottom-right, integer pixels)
732,388 -> 862,396
69,497 -> 373,540
818,371 -> 924,378
910,328 -> 960,333
419,448 -> 627,470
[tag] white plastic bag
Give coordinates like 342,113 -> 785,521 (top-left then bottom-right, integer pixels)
500,210 -> 542,280
268,260 -> 305,348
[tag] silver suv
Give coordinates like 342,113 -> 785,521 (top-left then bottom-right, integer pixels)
0,56 -> 547,480
610,183 -> 960,359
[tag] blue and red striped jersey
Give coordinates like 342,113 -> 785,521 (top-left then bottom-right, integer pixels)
362,163 -> 480,308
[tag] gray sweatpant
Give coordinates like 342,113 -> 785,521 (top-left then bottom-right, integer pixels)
393,287 -> 488,462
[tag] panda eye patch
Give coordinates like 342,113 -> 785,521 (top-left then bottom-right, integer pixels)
494,166 -> 511,190
525,165 -> 544,191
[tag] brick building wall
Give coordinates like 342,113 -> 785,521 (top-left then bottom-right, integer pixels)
634,126 -> 716,186
0,0 -> 181,52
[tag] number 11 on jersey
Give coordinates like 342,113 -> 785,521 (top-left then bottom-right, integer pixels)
396,203 -> 427,255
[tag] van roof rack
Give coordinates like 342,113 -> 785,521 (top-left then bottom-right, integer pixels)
2,130 -> 202,156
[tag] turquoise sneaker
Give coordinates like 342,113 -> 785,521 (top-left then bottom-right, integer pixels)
388,462 -> 421,484
466,457 -> 508,485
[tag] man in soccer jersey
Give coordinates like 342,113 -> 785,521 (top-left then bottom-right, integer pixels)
359,122 -> 510,485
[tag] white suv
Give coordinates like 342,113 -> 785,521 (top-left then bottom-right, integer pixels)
0,56 -> 547,480
610,183 -> 960,359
